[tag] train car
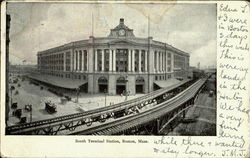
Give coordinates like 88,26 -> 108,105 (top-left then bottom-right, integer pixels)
91,114 -> 108,123
113,109 -> 127,119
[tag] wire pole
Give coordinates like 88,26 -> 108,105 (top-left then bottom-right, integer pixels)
30,105 -> 32,122
147,14 -> 150,93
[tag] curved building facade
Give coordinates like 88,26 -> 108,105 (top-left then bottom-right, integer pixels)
37,18 -> 189,95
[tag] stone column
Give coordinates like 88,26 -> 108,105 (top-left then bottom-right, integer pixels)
78,51 -> 81,71
138,50 -> 141,72
101,49 -> 104,71
70,51 -> 73,71
160,52 -> 162,72
74,51 -> 77,71
94,49 -> 98,71
63,52 -> 66,71
128,49 -> 131,72
82,50 -> 84,72
131,50 -> 135,72
86,51 -> 88,71
165,52 -> 168,73
108,75 -> 116,95
76,51 -> 78,71
162,52 -> 164,72
159,51 -> 162,72
145,50 -> 148,72
113,49 -> 116,72
109,49 -> 112,72
127,75 -> 135,95
156,51 -> 159,72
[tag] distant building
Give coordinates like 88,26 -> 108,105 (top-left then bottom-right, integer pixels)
9,65 -> 37,75
197,62 -> 200,69
188,66 -> 196,79
35,18 -> 190,95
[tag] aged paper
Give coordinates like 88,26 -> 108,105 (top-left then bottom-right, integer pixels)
0,1 -> 249,158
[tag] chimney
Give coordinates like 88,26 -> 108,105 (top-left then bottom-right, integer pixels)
120,18 -> 124,25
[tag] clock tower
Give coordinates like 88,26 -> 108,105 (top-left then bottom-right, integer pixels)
108,18 -> 135,38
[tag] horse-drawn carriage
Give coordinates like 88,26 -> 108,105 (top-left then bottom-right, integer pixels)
45,101 -> 57,114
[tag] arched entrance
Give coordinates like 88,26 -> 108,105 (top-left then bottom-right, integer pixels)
136,77 -> 144,93
116,76 -> 127,94
79,83 -> 88,93
98,77 -> 108,93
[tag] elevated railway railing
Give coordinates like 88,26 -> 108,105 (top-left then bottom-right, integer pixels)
72,78 -> 206,135
6,79 -> 200,135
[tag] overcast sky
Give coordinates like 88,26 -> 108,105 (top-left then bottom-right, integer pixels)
7,2 -> 216,68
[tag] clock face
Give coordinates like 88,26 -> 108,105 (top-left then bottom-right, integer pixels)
118,29 -> 125,36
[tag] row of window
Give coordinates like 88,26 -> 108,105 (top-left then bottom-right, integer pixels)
174,54 -> 186,69
42,71 -> 87,80
155,74 -> 172,81
38,53 -> 65,71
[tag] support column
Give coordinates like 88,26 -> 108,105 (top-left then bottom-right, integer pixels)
108,75 -> 116,95
162,52 -> 164,72
131,50 -> 135,72
156,118 -> 160,135
86,51 -> 88,71
82,50 -> 84,72
127,75 -> 135,95
101,49 -> 104,71
63,52 -> 66,71
160,52 -> 163,72
76,51 -> 78,71
182,109 -> 186,118
128,49 -> 131,72
159,52 -> 162,72
71,51 -> 73,71
74,51 -> 77,71
156,51 -> 159,72
72,51 -> 75,71
109,49 -> 112,72
165,52 -> 168,73
113,49 -> 116,72
94,50 -> 98,72
145,50 -> 148,72
78,51 -> 81,71
138,50 -> 141,72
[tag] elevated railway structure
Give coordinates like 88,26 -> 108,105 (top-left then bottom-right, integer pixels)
72,78 -> 206,135
6,78 -> 206,135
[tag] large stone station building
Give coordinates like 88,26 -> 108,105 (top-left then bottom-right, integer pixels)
35,18 -> 190,95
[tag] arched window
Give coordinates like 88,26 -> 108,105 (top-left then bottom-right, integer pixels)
116,76 -> 126,84
136,77 -> 145,83
98,76 -> 108,84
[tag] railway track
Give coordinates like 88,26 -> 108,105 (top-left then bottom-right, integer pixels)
71,79 -> 206,135
6,79 -> 192,134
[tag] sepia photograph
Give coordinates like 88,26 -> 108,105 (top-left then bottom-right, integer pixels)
5,2 -> 217,136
